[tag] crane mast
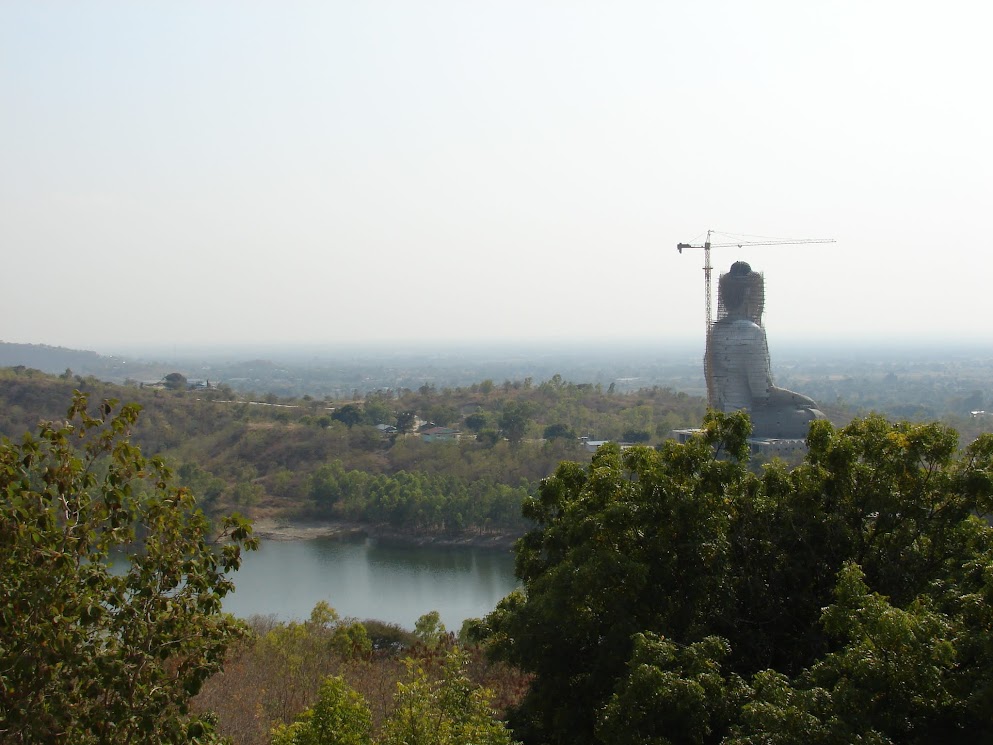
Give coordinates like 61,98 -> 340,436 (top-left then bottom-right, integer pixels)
677,230 -> 715,342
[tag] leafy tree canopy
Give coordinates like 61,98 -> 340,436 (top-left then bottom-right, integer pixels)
481,411 -> 993,744
396,411 -> 416,434
380,650 -> 518,745
332,404 -> 364,428
542,423 -> 576,441
0,393 -> 257,743
499,401 -> 534,444
464,413 -> 490,433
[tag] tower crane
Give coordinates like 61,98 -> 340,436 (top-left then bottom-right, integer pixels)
677,230 -> 836,338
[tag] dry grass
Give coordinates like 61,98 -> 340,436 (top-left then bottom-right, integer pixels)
192,616 -> 529,745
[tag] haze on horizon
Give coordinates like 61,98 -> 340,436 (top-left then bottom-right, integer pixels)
2,2 -> 990,356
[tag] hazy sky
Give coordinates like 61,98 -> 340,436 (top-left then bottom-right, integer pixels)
2,2 -> 990,353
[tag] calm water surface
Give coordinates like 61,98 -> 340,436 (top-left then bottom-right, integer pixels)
223,535 -> 519,630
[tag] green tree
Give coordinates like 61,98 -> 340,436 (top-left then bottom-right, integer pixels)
413,610 -> 447,647
310,462 -> 346,507
332,404 -> 364,428
253,602 -> 371,729
542,423 -> 576,441
464,412 -> 489,433
274,649 -> 516,745
597,633 -> 748,745
380,650 -> 518,745
396,411 -> 416,434
362,396 -> 393,426
723,561 -> 965,744
271,676 -> 373,745
0,393 -> 258,743
424,404 -> 459,427
482,412 -> 993,744
177,461 -> 226,509
476,429 -> 501,447
499,401 -> 533,444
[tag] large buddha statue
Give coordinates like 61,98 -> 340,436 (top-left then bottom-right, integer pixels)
705,261 -> 825,439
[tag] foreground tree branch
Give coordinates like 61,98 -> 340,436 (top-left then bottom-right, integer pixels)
0,392 -> 258,744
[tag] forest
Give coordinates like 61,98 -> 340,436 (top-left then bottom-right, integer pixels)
3,365 -> 993,743
3,394 -> 993,743
0,366 -> 707,540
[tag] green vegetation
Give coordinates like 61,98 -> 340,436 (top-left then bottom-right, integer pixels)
192,605 -> 527,745
0,393 -> 257,743
272,675 -> 374,745
304,463 -> 529,533
6,368 -> 993,743
0,367 -> 704,539
272,649 -> 517,745
478,411 -> 993,743
377,650 -> 517,745
0,391 -> 523,743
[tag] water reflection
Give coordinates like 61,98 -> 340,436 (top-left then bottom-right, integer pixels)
222,535 -> 519,631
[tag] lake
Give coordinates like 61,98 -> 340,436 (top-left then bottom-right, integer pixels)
221,534 -> 519,631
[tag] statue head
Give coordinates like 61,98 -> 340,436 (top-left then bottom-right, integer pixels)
717,261 -> 764,323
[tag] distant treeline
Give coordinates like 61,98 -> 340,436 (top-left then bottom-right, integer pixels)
306,461 -> 530,533
0,366 -> 706,537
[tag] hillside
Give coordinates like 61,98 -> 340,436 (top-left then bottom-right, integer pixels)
0,367 -> 706,539
6,354 -> 989,542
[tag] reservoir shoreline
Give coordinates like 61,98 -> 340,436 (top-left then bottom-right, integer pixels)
250,517 -> 520,550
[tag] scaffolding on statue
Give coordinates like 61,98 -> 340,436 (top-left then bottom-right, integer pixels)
702,261 -> 825,441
